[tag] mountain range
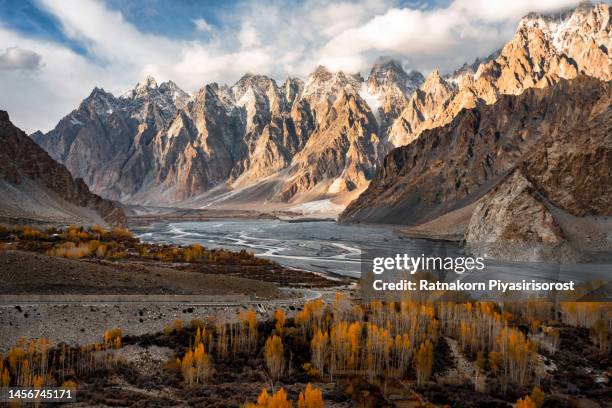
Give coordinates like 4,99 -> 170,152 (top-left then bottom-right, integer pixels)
32,57 -> 424,211
19,2 -> 612,258
32,4 -> 610,214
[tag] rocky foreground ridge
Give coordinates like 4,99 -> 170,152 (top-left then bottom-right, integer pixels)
0,111 -> 126,227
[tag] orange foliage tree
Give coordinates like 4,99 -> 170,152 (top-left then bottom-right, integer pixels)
297,383 -> 324,408
264,335 -> 284,384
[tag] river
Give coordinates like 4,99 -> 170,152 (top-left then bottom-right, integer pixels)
133,219 -> 611,300
133,219 -> 463,278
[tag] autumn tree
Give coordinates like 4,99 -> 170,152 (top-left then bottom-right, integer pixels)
530,386 -> 545,408
297,383 -> 324,408
414,340 -> 433,386
389,334 -> 411,378
330,321 -> 362,377
474,350 -> 486,392
274,309 -> 286,333
246,387 -> 292,408
310,329 -> 329,377
590,319 -> 610,353
295,299 -> 326,336
516,395 -> 537,408
214,314 -> 229,358
264,335 -> 284,384
234,310 -> 258,353
495,327 -> 537,388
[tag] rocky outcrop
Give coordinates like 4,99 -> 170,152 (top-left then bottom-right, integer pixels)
519,95 -> 612,217
464,171 -> 568,261
340,77 -> 611,226
0,111 -> 126,226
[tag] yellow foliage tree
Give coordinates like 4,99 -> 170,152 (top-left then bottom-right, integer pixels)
414,340 -> 433,386
530,386 -> 545,408
310,329 -> 329,377
516,395 -> 537,408
246,387 -> 292,408
297,383 -> 324,408
264,335 -> 284,383
274,309 -> 286,333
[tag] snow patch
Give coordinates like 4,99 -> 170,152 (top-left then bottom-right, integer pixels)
359,84 -> 381,125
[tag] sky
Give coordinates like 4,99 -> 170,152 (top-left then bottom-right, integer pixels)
0,0 -> 587,133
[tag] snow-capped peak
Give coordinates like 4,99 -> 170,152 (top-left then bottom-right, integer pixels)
367,57 -> 424,97
518,2 -> 607,54
138,75 -> 158,90
302,65 -> 363,103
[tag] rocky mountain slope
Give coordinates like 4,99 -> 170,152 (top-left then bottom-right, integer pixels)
340,76 -> 610,224
341,76 -> 610,259
0,111 -> 126,226
387,2 -> 610,147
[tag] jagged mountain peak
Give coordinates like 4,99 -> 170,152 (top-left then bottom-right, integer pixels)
137,75 -> 158,90
236,72 -> 275,84
368,57 -> 406,82
421,69 -> 454,94
306,65 -> 362,85
88,86 -> 112,98
80,87 -> 119,117
231,73 -> 281,108
281,77 -> 304,107
158,80 -> 189,108
518,2 -> 610,56
367,57 -> 424,95
520,1 -> 596,27
310,65 -> 332,80
450,49 -> 501,80
303,65 -> 363,105
120,76 -> 188,104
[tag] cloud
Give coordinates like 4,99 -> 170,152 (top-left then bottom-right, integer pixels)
317,0 -> 584,73
193,18 -> 212,33
0,47 -> 43,71
0,0 -> 587,133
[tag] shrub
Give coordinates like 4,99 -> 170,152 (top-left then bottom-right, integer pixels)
47,242 -> 93,259
110,228 -> 134,241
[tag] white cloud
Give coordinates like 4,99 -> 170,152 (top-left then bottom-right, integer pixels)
193,18 -> 212,33
317,0 -> 584,74
0,47 -> 43,70
449,0 -> 584,22
0,0 -> 586,133
238,22 -> 260,49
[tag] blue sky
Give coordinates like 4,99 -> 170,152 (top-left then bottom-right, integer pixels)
0,0 -> 585,132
